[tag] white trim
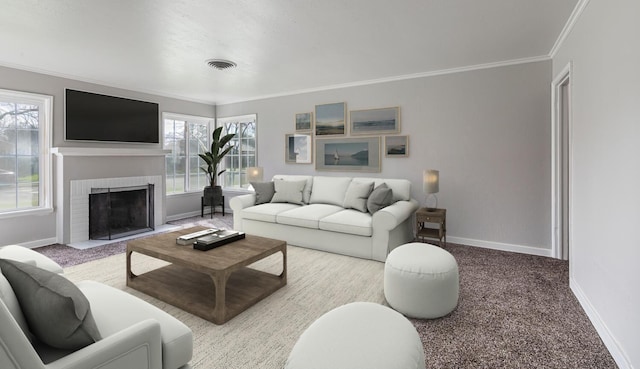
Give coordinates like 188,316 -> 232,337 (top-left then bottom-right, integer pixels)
551,62 -> 572,260
162,111 -> 214,123
12,237 -> 59,250
166,208 -> 233,222
446,236 -> 552,257
0,88 -> 53,214
570,278 -> 633,369
52,147 -> 171,156
218,56 -> 550,104
549,0 -> 592,58
0,207 -> 53,220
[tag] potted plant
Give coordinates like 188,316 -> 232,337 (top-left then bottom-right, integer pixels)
199,126 -> 236,203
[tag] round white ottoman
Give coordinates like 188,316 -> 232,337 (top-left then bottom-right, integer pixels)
384,243 -> 459,319
284,302 -> 425,369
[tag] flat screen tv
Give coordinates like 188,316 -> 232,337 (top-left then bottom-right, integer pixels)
65,89 -> 160,144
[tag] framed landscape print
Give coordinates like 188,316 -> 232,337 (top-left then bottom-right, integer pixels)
285,133 -> 313,164
385,135 -> 409,157
295,112 -> 313,132
315,136 -> 381,172
315,102 -> 346,136
350,107 -> 400,135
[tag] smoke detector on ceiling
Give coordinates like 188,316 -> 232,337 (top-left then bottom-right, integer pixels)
205,59 -> 237,70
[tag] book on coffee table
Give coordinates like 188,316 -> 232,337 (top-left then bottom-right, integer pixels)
193,230 -> 246,251
176,228 -> 220,245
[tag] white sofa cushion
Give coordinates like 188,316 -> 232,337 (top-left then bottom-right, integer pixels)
273,175 -> 313,204
272,179 -> 306,205
277,204 -> 344,229
243,203 -> 300,223
353,178 -> 411,202
343,180 -> 374,212
319,209 -> 373,237
310,176 -> 352,206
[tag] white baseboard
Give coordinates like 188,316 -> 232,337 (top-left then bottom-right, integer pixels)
15,237 -> 58,249
166,208 -> 232,222
446,236 -> 553,257
570,278 -> 633,369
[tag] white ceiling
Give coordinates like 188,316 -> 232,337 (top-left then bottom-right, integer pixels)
0,0 -> 578,105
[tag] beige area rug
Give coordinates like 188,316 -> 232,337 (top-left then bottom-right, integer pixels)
64,245 -> 385,369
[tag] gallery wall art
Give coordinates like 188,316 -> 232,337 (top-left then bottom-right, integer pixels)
315,102 -> 346,136
350,107 -> 400,135
315,136 -> 381,172
285,133 -> 313,164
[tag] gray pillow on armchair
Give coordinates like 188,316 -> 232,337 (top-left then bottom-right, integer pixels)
0,259 -> 102,350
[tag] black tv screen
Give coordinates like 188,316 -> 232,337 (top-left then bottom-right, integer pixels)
65,89 -> 160,143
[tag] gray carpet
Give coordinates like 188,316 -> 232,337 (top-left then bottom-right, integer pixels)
35,214 -> 617,368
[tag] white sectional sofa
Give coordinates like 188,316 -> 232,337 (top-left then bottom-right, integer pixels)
230,175 -> 419,262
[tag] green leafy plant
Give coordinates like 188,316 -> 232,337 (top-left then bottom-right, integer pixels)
198,126 -> 236,188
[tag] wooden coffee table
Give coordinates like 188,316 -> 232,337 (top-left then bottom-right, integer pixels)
126,226 -> 287,324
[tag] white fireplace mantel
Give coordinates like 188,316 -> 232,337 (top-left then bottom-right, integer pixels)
52,147 -> 171,157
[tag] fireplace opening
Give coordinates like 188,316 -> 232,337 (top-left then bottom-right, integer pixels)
89,184 -> 154,240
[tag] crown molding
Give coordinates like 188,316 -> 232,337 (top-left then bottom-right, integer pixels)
549,0 -> 591,58
218,55 -> 551,105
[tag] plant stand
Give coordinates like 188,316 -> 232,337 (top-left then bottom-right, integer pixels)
201,195 -> 225,218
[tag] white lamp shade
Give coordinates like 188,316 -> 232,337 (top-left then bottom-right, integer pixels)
423,170 -> 439,194
247,167 -> 264,183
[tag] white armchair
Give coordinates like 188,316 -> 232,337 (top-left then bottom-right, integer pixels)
0,245 -> 192,369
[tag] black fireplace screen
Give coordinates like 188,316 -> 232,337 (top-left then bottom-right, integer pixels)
89,184 -> 155,240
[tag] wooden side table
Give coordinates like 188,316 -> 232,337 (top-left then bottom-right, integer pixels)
415,208 -> 446,246
201,195 -> 225,218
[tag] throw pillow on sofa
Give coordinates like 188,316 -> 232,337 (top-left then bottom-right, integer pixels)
0,259 -> 102,350
343,180 -> 374,212
251,181 -> 275,204
367,183 -> 394,214
271,179 -> 306,205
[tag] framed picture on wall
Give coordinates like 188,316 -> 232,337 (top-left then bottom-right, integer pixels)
384,135 -> 409,157
285,133 -> 313,164
350,107 -> 400,135
315,136 -> 381,172
295,112 -> 313,132
315,102 -> 346,136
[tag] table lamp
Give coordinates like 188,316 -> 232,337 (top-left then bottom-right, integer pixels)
423,169 -> 439,211
247,167 -> 264,183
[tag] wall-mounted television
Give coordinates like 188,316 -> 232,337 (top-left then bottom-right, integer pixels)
65,89 -> 160,144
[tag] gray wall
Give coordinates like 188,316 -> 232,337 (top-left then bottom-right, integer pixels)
552,0 -> 639,366
0,65 -> 215,246
218,60 -> 552,255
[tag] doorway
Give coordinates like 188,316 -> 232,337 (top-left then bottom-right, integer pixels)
552,63 -> 572,260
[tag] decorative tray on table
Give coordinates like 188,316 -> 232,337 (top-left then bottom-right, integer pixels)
193,230 -> 246,251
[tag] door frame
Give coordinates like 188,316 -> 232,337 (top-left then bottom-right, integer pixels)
551,62 -> 572,260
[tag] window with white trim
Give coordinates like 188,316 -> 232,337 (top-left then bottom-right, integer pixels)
219,114 -> 257,189
0,89 -> 52,215
163,113 -> 213,195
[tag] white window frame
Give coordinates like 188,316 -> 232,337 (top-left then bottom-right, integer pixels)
0,88 -> 53,218
162,112 -> 214,196
218,114 -> 257,190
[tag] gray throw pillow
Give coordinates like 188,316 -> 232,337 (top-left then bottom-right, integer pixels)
343,181 -> 374,213
367,183 -> 394,214
0,259 -> 101,350
271,179 -> 306,205
251,181 -> 275,204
